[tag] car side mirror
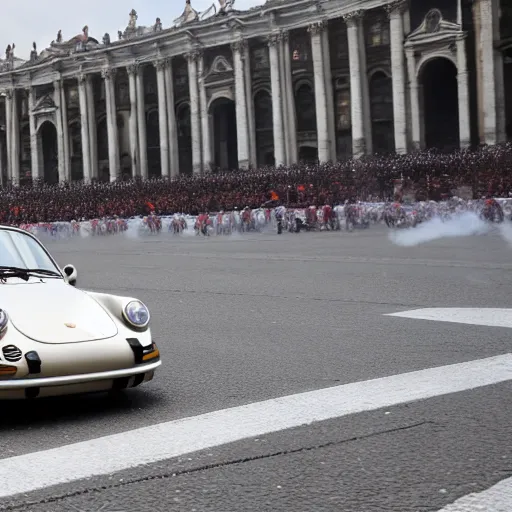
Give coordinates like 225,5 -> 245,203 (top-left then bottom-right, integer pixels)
63,264 -> 77,286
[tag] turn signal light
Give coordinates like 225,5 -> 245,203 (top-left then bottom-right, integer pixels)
0,364 -> 17,378
142,343 -> 160,362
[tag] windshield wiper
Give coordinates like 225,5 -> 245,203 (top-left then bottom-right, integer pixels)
0,266 -> 61,281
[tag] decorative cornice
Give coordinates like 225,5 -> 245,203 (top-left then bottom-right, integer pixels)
385,0 -> 407,17
307,21 -> 324,36
342,10 -> 364,27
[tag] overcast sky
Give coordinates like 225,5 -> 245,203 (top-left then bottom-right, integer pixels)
1,0 -> 266,59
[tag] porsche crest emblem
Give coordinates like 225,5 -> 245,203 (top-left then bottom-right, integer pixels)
64,323 -> 76,328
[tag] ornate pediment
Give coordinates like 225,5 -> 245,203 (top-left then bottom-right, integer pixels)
406,9 -> 462,46
32,94 -> 57,115
204,55 -> 234,85
207,55 -> 233,75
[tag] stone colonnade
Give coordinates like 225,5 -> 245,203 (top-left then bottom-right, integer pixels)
0,1 -> 505,184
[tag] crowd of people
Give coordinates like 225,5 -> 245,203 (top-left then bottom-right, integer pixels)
2,143 -> 512,224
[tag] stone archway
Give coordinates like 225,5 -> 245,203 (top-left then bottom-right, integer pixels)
39,121 -> 58,184
420,57 -> 459,151
209,97 -> 238,171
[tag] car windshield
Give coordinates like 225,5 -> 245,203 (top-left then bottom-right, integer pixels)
0,229 -> 60,273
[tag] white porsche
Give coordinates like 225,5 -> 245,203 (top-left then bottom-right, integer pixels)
0,225 -> 161,399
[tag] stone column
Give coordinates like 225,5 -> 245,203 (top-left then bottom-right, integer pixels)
4,91 -> 12,184
357,16 -> 372,154
387,0 -> 408,153
197,53 -> 212,172
136,67 -> 148,179
321,27 -> 336,162
0,135 -> 4,187
405,48 -> 421,150
85,76 -> 98,180
244,43 -> 257,168
479,0 -> 496,144
268,34 -> 285,167
187,51 -> 202,174
53,80 -> 66,182
77,74 -> 92,182
27,87 -> 40,183
164,59 -> 180,177
344,11 -> 366,157
278,34 -> 290,164
283,31 -> 298,164
11,89 -> 20,186
154,60 -> 170,178
101,68 -> 119,182
10,91 -> 20,186
127,64 -> 139,177
232,39 -> 250,169
456,35 -> 471,148
60,83 -> 71,181
309,22 -> 330,163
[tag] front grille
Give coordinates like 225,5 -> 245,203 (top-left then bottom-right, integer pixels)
3,345 -> 22,362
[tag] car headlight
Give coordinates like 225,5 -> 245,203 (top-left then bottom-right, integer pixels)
123,301 -> 150,330
0,309 -> 8,339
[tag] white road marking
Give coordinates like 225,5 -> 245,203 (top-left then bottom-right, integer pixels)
386,307 -> 512,328
0,354 -> 511,498
436,476 -> 512,511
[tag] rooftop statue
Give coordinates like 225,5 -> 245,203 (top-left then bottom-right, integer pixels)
30,42 -> 38,61
5,44 -> 14,61
128,9 -> 138,29
174,0 -> 199,25
218,0 -> 235,13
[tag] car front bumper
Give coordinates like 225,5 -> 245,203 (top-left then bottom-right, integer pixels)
0,360 -> 161,399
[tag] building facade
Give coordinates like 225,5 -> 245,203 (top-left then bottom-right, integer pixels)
0,0 -> 509,185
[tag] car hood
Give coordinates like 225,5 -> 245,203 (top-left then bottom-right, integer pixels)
0,279 -> 118,343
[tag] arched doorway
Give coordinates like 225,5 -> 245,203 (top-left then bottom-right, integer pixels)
254,90 -> 273,167
210,97 -> 238,171
177,103 -> 192,175
146,110 -> 160,178
39,121 -> 58,184
420,57 -> 459,151
369,71 -> 394,154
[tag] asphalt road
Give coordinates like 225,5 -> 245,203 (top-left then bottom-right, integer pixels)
1,226 -> 511,511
